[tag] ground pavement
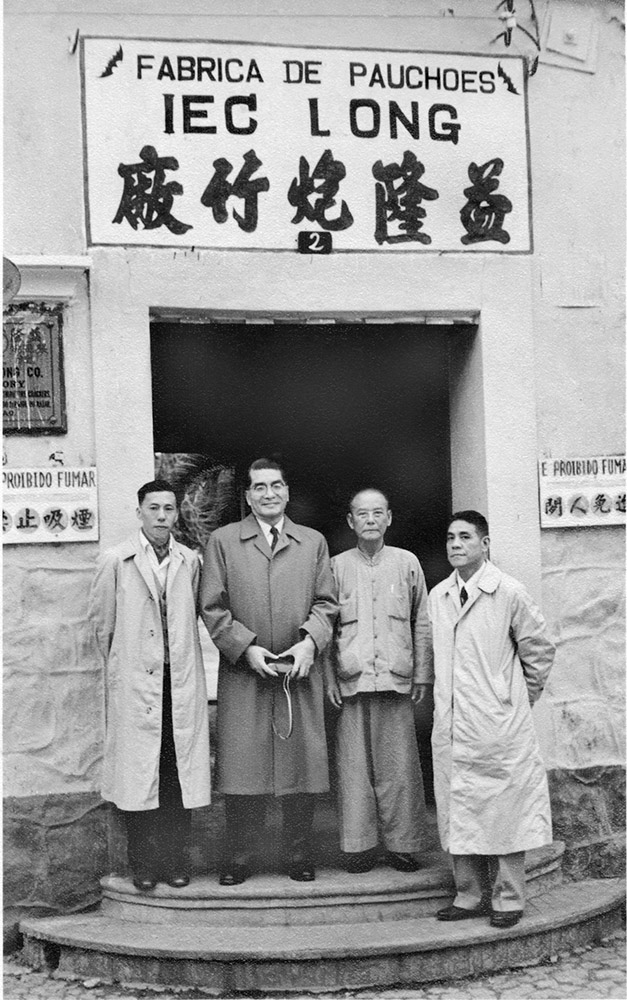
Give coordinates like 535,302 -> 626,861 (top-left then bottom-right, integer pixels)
3,928 -> 625,1000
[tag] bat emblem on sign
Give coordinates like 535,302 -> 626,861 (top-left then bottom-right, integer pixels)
100,45 -> 123,78
497,62 -> 519,95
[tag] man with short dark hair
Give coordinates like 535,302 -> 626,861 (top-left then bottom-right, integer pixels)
200,459 -> 338,885
90,480 -> 210,891
325,488 -> 432,874
429,510 -> 555,928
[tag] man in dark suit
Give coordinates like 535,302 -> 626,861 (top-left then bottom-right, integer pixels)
200,458 -> 338,885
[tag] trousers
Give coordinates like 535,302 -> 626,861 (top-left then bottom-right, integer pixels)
335,692 -> 427,854
223,793 -> 316,868
122,665 -> 191,879
452,852 -> 527,912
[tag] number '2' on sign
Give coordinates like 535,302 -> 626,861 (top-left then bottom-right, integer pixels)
297,231 -> 333,254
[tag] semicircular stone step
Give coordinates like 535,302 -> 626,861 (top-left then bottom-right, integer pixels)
100,842 -> 564,927
20,878 -> 625,994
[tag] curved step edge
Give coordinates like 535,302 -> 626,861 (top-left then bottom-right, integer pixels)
19,879 -> 625,993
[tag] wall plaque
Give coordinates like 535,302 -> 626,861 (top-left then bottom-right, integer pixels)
539,454 -> 626,528
3,302 -> 67,434
2,467 -> 99,544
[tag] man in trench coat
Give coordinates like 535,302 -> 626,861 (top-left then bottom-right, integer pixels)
428,510 -> 555,928
90,480 -> 210,891
200,458 -> 338,885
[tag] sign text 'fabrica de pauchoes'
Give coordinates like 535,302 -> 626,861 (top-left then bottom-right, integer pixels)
81,38 -> 531,252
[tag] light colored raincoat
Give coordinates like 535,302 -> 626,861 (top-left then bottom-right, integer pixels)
428,561 -> 555,855
90,533 -> 211,812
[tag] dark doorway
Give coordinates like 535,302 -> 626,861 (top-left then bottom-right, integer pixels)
151,321 -> 453,588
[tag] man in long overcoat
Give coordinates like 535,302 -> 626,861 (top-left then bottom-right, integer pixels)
200,458 -> 338,885
90,479 -> 210,891
428,510 -> 555,928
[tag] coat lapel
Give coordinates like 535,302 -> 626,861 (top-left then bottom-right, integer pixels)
166,540 -> 184,595
240,513 -> 272,561
131,536 -> 161,605
453,561 -> 500,621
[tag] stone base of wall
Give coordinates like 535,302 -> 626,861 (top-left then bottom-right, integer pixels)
548,765 -> 626,880
3,792 -> 108,953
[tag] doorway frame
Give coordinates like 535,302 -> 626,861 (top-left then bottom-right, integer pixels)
89,251 -> 542,601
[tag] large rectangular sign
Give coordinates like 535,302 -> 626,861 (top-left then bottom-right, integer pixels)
2,467 -> 99,544
81,38 -> 531,253
539,455 -> 626,528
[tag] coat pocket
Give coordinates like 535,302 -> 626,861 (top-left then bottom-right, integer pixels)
335,599 -> 361,679
387,595 -> 413,675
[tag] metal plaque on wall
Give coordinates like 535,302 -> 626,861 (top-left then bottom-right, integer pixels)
3,302 -> 67,434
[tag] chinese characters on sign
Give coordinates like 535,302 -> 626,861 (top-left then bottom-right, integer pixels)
81,39 -> 531,252
3,303 -> 67,434
538,456 -> 626,529
2,468 -> 99,544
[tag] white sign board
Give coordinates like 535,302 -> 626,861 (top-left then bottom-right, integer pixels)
539,455 -> 626,528
81,38 -> 531,253
2,468 -> 99,544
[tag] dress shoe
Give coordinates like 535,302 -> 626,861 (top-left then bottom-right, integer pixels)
166,874 -> 190,888
132,875 -> 157,892
343,850 -> 377,874
386,851 -> 420,872
436,903 -> 490,921
490,910 -> 523,928
219,863 -> 249,886
288,861 -> 315,882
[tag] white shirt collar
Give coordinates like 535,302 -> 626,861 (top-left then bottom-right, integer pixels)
139,528 -> 173,554
456,560 -> 487,598
139,529 -> 173,587
255,516 -> 284,546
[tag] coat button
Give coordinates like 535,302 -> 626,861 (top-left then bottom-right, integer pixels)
149,629 -> 155,636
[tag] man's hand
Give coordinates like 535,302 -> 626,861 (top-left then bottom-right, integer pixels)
244,644 -> 279,678
325,678 -> 343,710
411,682 -> 430,704
279,635 -> 316,680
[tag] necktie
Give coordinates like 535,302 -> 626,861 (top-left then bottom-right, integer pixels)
270,526 -> 280,551
460,586 -> 468,607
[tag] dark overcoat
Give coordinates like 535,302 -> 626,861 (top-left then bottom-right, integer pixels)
200,514 -> 338,795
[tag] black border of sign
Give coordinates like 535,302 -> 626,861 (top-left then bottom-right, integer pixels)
80,36 -> 533,255
3,306 -> 68,436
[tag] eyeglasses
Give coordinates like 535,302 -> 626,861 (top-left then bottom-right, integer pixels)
249,481 -> 287,496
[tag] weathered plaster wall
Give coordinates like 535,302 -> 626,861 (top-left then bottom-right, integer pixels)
527,2 -> 625,872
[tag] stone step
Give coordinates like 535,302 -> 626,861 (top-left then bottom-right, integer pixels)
99,842 -> 564,927
20,879 -> 625,993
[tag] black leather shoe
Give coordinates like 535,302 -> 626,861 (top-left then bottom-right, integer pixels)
490,910 -> 523,928
132,875 -> 157,892
386,851 -> 420,872
436,903 -> 490,921
289,861 -> 315,882
219,864 -> 249,886
343,850 -> 377,874
166,874 -> 190,888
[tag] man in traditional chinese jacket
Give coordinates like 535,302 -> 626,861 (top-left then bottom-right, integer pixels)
324,488 -> 432,874
429,510 -> 555,928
